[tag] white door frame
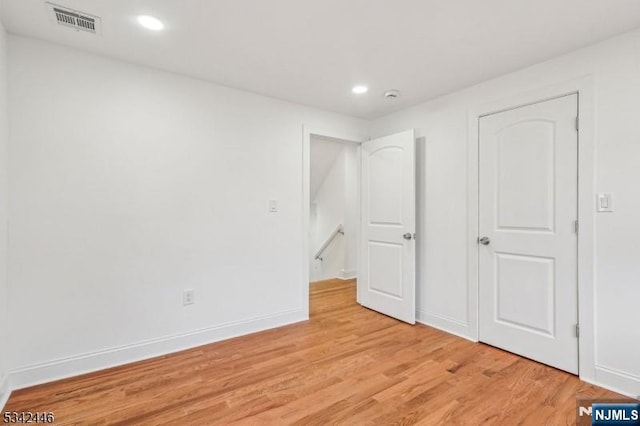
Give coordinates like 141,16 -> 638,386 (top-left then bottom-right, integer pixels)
466,76 -> 596,382
301,125 -> 367,319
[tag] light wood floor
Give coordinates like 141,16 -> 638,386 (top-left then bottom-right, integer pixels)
6,279 -> 620,425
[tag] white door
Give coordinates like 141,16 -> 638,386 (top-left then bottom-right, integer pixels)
479,94 -> 578,374
359,130 -> 416,324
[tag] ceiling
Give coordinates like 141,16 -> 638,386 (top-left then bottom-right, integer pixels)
2,1 -> 640,119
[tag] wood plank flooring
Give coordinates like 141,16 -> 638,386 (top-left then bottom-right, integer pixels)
5,279 -> 622,425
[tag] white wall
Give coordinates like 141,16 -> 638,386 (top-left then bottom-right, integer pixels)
7,36 -> 367,388
309,137 -> 343,201
371,28 -> 640,396
0,15 -> 10,409
309,140 -> 358,281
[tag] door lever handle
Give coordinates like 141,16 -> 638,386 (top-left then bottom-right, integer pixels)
403,233 -> 414,240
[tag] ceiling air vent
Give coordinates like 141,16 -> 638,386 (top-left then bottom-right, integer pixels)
46,3 -> 101,34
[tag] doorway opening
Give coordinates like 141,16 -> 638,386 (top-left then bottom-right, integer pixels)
302,126 -> 417,324
308,134 -> 360,297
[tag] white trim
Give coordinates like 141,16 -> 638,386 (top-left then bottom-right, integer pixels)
0,373 -> 10,410
466,75 -> 597,382
593,366 -> 640,399
338,269 -> 357,280
302,125 -> 366,315
9,309 -> 305,391
416,310 -> 476,342
355,143 -> 362,304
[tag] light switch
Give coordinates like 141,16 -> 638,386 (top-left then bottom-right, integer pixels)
268,200 -> 279,213
597,193 -> 613,212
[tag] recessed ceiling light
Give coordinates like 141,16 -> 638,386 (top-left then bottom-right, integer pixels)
352,85 -> 368,94
137,15 -> 164,31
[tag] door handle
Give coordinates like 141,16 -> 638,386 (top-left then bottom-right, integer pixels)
403,233 -> 413,240
478,236 -> 491,245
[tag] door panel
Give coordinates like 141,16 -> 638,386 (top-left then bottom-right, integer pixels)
497,120 -> 555,231
368,147 -> 404,225
368,241 -> 403,298
495,253 -> 555,336
479,95 -> 578,374
360,130 -> 416,324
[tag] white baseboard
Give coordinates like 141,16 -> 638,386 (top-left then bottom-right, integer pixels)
0,373 -> 10,411
592,365 -> 640,399
9,309 -> 306,391
416,310 -> 476,342
338,269 -> 357,280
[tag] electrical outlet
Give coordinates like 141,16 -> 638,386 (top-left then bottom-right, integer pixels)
183,289 -> 195,306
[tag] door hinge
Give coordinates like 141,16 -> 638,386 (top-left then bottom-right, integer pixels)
574,220 -> 579,234
575,116 -> 579,132
575,323 -> 580,338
